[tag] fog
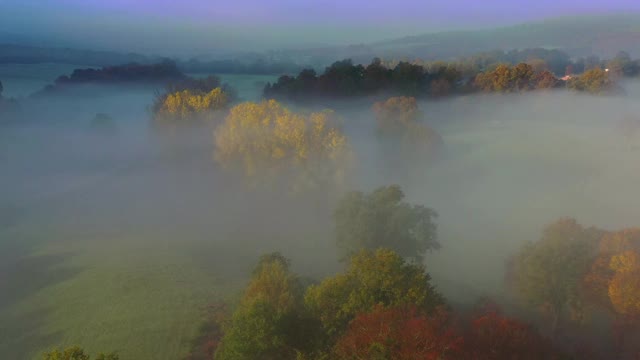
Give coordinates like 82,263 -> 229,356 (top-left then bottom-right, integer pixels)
2,78 -> 640,357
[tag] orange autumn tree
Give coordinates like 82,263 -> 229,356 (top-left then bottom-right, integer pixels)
609,250 -> 640,317
333,305 -> 462,360
583,229 -> 640,311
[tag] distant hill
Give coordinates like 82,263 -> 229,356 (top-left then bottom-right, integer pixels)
370,14 -> 640,60
0,44 -> 157,67
273,14 -> 640,67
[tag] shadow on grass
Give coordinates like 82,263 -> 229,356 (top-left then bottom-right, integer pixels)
0,251 -> 82,359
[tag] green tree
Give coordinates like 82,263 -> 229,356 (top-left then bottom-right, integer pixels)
509,218 -> 600,336
42,346 -> 118,360
334,185 -> 439,262
215,253 -> 321,360
305,248 -> 444,336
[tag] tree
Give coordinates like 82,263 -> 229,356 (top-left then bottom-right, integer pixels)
333,305 -> 462,360
216,253 -> 320,360
608,250 -> 640,317
153,87 -> 230,123
372,96 -> 443,161
213,100 -> 350,192
533,71 -> 559,89
583,228 -> 640,310
304,249 -> 444,336
0,80 -> 3,98
42,346 -> 118,360
473,63 -> 536,93
509,218 -> 600,335
362,58 -> 392,93
567,68 -> 614,94
334,185 -> 439,262
373,96 -> 421,136
461,308 -> 560,360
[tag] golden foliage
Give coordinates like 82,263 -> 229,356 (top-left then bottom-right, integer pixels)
213,100 -> 350,190
609,251 -> 640,316
155,87 -> 229,123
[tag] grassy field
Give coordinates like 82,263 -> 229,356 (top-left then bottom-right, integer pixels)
0,225 -> 244,359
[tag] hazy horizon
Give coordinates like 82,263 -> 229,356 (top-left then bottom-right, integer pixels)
2,0 -> 640,55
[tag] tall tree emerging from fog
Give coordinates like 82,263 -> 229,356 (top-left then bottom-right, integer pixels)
334,185 -> 439,262
0,80 -> 3,98
213,99 -> 351,192
372,96 -> 444,174
305,249 -> 444,337
509,218 -> 601,336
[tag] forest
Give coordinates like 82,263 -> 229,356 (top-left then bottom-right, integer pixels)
265,50 -> 639,101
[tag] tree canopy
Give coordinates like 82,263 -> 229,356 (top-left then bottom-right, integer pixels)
334,185 -> 439,262
509,218 -> 601,335
215,253 -> 318,360
42,346 -> 118,360
567,68 -> 615,94
304,248 -> 444,336
213,99 -> 351,191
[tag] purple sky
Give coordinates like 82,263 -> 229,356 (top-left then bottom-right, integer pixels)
2,0 -> 640,54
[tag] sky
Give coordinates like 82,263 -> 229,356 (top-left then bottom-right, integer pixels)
2,0 -> 640,55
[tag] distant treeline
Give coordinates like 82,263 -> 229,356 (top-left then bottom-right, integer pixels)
264,49 -> 639,101
179,58 -> 304,75
0,44 -> 305,75
33,61 -> 187,96
0,44 -> 154,67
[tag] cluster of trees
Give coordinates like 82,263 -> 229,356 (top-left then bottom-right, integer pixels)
473,64 -> 560,92
264,58 -> 461,100
384,48 -> 573,78
34,61 -> 187,96
54,61 -> 184,85
566,68 -> 616,94
509,218 -> 640,357
265,48 -> 640,101
208,213 -> 640,360
213,248 -> 568,359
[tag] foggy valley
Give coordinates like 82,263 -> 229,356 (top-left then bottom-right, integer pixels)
2,2 -> 640,360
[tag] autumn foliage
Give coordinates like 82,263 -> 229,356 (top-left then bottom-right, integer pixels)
213,99 -> 351,191
333,305 -> 462,360
461,309 -> 559,360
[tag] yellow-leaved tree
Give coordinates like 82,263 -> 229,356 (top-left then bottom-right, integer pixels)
213,99 -> 351,191
154,87 -> 230,125
609,250 -> 640,317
